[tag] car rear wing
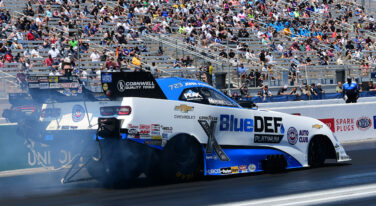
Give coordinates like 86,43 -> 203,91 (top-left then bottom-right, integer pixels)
100,72 -> 167,100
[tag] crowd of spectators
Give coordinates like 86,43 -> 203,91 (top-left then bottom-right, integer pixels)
1,0 -> 376,94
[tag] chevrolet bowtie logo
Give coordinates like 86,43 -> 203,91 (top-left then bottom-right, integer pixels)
312,124 -> 323,129
175,104 -> 194,113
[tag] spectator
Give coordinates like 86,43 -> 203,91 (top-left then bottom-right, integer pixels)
90,50 -> 100,62
237,63 -> 247,76
219,49 -> 228,58
289,87 -> 301,97
277,85 -> 289,95
261,85 -> 272,101
343,78 -> 359,103
239,83 -> 249,98
310,83 -> 318,97
48,45 -> 60,59
315,83 -> 325,97
336,82 -> 343,93
45,55 -> 54,67
365,81 -> 376,91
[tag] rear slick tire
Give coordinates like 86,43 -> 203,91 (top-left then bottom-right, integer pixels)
86,140 -> 143,188
155,135 -> 203,183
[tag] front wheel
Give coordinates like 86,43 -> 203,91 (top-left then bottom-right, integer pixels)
308,137 -> 327,167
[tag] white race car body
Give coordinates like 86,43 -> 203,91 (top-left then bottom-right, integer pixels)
36,72 -> 350,176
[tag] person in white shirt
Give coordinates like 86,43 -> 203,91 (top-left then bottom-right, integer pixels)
31,49 -> 41,58
48,46 -> 60,59
90,50 -> 100,62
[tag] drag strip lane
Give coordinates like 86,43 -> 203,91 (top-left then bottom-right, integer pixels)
0,146 -> 376,206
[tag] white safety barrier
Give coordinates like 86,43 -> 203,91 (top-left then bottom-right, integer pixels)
266,102 -> 376,142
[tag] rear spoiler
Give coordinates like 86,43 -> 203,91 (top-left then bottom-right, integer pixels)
100,72 -> 167,100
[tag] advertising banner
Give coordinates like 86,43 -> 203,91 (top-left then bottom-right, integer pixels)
271,102 -> 376,142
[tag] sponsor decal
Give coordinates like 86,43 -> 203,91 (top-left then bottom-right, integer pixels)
28,76 -> 38,82
62,125 -> 70,130
151,135 -> 162,140
151,124 -> 160,132
162,133 -> 168,139
61,83 -> 72,88
101,73 -> 112,83
287,127 -> 298,145
168,82 -> 183,90
123,81 -> 155,90
231,166 -> 239,174
208,98 -> 233,106
312,124 -> 323,129
117,80 -> 126,92
39,82 -> 49,89
374,116 -> 376,129
183,90 -> 203,100
219,114 -> 254,132
248,164 -> 256,172
61,125 -> 78,130
336,118 -> 354,132
28,83 -> 39,88
199,116 -> 218,121
78,86 -> 82,93
139,124 -> 151,137
206,154 -> 218,160
145,139 -> 162,146
299,130 -> 309,143
71,89 -> 77,95
71,82 -> 79,88
254,134 -> 283,143
199,119 -> 230,161
128,128 -> 138,135
356,117 -> 372,130
319,118 -> 335,132
239,165 -> 247,172
220,167 -> 232,175
175,104 -> 194,113
48,76 -> 58,83
161,126 -> 173,133
38,77 -> 49,82
128,124 -> 138,129
72,105 -> 85,122
102,83 -> 108,91
58,76 -> 68,81
254,116 -> 283,133
49,83 -> 60,89
207,169 -> 220,175
174,115 -> 195,119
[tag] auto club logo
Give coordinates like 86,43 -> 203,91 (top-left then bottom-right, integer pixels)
117,80 -> 126,92
72,105 -> 85,122
356,117 -> 372,130
287,127 -> 298,145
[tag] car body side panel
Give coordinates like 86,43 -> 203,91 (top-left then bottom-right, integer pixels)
40,97 -> 350,175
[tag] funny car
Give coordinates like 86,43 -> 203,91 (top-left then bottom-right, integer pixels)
5,72 -> 350,185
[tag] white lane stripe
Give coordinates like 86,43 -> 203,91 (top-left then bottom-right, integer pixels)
216,183 -> 376,206
0,167 -> 52,178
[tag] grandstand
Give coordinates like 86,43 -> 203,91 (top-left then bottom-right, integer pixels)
0,0 -> 376,101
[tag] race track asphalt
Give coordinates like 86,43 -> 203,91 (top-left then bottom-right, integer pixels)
0,142 -> 376,206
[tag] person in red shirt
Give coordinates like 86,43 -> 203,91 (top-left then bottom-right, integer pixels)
26,30 -> 34,40
45,55 -> 53,66
4,52 -> 13,63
